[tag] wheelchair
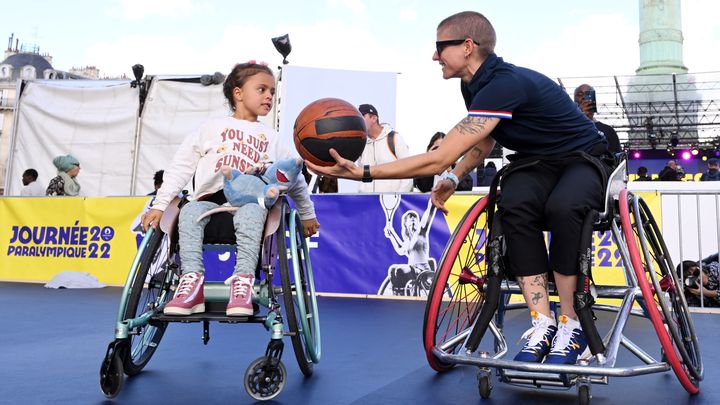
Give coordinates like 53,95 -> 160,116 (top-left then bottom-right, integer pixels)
422,158 -> 703,404
377,258 -> 438,297
100,195 -> 321,401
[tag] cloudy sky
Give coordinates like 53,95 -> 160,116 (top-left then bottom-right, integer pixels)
3,0 -> 719,153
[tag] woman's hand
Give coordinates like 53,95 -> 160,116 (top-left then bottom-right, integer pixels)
431,179 -> 456,215
141,209 -> 164,232
304,149 -> 362,180
301,218 -> 320,238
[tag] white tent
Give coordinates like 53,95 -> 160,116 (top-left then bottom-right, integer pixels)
3,66 -> 397,196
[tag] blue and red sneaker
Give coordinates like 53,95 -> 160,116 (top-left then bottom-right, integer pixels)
544,315 -> 589,364
513,311 -> 557,362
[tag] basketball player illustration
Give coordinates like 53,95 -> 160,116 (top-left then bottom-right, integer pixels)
377,196 -> 438,296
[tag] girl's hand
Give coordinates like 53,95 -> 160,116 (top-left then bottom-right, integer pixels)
141,209 -> 163,232
301,218 -> 320,238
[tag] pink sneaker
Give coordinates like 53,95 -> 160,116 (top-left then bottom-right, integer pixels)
164,272 -> 205,315
225,274 -> 255,316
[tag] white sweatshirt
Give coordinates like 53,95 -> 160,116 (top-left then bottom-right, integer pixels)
151,116 -> 315,220
357,123 -> 413,193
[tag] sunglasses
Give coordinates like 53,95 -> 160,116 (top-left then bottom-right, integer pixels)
435,38 -> 480,56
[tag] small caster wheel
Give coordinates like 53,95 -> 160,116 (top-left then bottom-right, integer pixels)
244,356 -> 287,401
578,384 -> 591,405
100,351 -> 124,399
478,375 -> 492,399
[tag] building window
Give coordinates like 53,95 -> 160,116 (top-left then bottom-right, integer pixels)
0,65 -> 12,79
21,66 -> 37,79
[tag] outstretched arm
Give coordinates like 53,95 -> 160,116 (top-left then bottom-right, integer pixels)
305,116 -> 499,181
384,225 -> 407,256
419,198 -> 437,235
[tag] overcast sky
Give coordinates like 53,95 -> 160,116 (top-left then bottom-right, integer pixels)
3,0 -> 719,154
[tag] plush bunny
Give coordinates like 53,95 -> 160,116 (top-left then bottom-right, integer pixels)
196,158 -> 303,221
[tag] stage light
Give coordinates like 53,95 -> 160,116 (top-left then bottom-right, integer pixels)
633,151 -> 641,159
271,34 -> 292,65
691,145 -> 699,156
702,155 -> 708,161
681,151 -> 691,160
670,131 -> 679,147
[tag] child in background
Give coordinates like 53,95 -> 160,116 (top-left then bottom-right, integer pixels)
141,62 -> 320,316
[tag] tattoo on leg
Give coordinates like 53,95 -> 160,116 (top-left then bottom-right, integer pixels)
531,292 -> 544,306
531,274 -> 548,288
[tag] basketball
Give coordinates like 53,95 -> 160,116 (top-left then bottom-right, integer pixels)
293,98 -> 367,166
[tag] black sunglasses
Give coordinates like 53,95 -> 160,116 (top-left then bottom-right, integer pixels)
435,38 -> 480,55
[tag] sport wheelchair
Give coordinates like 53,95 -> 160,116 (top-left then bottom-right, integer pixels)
100,195 -> 321,401
422,159 -> 703,404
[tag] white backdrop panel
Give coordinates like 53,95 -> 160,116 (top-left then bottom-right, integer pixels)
6,80 -> 137,196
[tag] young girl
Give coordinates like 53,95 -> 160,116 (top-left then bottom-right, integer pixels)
141,62 -> 320,316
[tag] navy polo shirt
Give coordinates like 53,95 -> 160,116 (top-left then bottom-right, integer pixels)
461,54 -> 606,156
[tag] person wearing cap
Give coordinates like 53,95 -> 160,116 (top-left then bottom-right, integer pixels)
700,158 -> 720,181
46,154 -> 81,196
356,103 -> 413,192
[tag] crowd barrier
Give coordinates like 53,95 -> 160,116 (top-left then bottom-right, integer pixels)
1,186 -> 713,297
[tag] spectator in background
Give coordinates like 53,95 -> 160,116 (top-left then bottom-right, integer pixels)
700,158 -> 720,181
356,104 -> 413,192
414,132 -> 446,192
46,155 -> 81,196
414,132 -> 472,192
657,159 -> 681,181
479,161 -> 497,186
20,168 -> 45,196
148,170 -> 164,195
635,166 -> 652,181
574,84 -> 621,154
679,259 -> 720,307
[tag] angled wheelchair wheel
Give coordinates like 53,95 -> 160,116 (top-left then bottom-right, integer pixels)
278,203 -> 321,377
121,227 -> 175,376
619,190 -> 702,394
423,196 -> 489,372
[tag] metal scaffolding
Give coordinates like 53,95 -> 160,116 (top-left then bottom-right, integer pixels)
557,71 -> 720,153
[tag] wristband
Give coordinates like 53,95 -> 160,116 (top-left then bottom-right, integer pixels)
441,172 -> 459,190
361,164 -> 373,183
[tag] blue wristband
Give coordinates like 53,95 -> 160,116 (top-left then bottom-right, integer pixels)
441,172 -> 459,190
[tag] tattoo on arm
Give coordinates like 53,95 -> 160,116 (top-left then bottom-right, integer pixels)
455,116 -> 489,137
457,146 -> 484,178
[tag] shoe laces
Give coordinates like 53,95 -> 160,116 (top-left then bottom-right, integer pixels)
227,276 -> 252,299
550,322 -> 580,356
519,314 -> 554,352
175,272 -> 200,297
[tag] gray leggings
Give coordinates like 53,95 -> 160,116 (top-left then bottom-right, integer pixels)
178,200 -> 268,276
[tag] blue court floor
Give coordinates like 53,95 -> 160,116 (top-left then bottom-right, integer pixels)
1,282 -> 718,405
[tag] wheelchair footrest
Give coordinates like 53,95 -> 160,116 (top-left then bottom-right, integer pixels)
153,312 -> 267,324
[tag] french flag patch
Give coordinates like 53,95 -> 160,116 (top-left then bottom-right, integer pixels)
469,110 -> 512,119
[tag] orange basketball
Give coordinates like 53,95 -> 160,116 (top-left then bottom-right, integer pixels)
293,98 -> 367,167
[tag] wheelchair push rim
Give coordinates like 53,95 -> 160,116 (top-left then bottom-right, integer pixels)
619,189 -> 702,394
423,196 -> 490,372
278,204 -> 321,376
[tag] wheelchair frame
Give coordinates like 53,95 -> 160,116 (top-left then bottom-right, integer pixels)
100,196 -> 321,401
422,160 -> 703,404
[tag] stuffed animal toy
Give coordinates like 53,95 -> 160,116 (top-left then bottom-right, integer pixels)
196,158 -> 304,221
